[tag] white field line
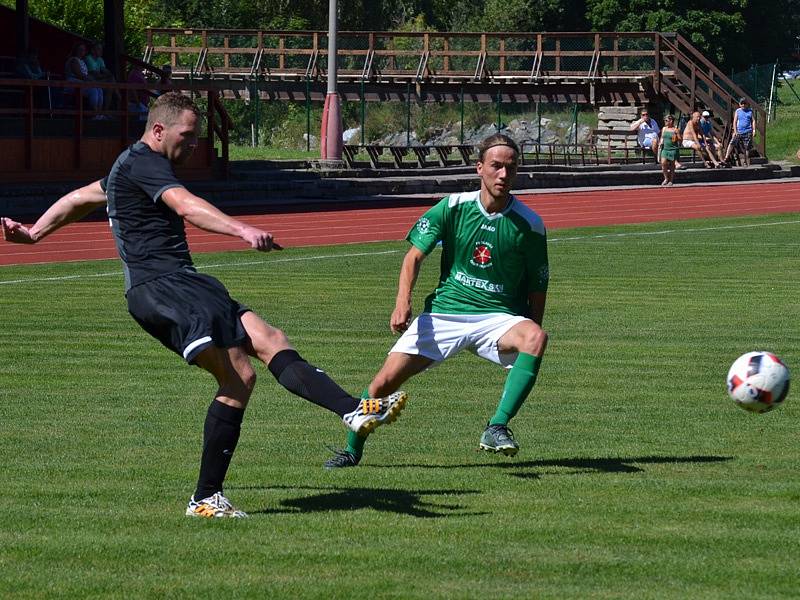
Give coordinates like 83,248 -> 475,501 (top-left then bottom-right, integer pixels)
0,250 -> 400,285
1,220 -> 799,287
547,219 -> 800,242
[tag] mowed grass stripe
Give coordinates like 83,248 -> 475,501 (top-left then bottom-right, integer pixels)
0,213 -> 798,599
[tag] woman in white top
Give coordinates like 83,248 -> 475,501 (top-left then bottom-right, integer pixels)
65,42 -> 104,116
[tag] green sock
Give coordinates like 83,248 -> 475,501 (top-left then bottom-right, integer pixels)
344,388 -> 370,458
489,353 -> 541,426
345,430 -> 366,458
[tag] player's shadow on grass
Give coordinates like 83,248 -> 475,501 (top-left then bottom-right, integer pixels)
370,455 -> 734,480
235,485 -> 487,518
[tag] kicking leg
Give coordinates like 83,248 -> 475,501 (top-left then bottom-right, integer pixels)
241,310 -> 359,416
241,310 -> 406,432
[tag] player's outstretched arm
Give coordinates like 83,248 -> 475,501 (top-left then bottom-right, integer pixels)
161,187 -> 282,251
390,246 -> 426,334
1,180 -> 106,244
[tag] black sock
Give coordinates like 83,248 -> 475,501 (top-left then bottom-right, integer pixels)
268,349 -> 359,417
194,400 -> 244,501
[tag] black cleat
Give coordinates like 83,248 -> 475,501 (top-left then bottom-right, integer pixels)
479,423 -> 520,456
324,448 -> 361,469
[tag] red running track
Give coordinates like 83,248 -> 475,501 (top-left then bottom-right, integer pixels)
1,181 -> 798,266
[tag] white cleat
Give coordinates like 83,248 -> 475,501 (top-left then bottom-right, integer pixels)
185,492 -> 248,518
342,391 -> 408,436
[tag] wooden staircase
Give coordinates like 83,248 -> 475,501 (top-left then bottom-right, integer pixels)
656,33 -> 765,156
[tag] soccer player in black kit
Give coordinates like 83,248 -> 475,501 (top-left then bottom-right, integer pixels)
1,92 -> 406,518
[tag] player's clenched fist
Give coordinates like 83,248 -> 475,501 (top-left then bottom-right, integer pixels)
1,217 -> 36,244
241,225 -> 283,251
390,305 -> 412,334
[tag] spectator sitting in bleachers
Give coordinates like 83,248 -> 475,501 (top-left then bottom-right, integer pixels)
65,42 -> 104,117
630,108 -> 659,157
15,48 -> 50,107
126,64 -> 151,118
683,111 -> 720,168
85,42 -> 121,110
156,64 -> 174,96
15,48 -> 45,80
699,110 -> 725,166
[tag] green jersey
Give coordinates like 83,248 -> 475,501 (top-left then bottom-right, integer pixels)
407,190 -> 549,316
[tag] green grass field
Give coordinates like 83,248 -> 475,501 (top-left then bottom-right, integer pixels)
1,214 -> 799,598
767,81 -> 800,163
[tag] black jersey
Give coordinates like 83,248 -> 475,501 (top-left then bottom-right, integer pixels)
102,142 -> 193,291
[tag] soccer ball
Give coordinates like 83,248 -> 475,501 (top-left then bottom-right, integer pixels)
726,351 -> 790,413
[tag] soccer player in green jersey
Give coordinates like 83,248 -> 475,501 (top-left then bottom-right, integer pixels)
326,133 -> 549,468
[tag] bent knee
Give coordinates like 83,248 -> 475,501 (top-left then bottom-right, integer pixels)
222,363 -> 257,399
520,325 -> 548,356
241,365 -> 257,393
249,324 -> 292,362
263,326 -> 291,349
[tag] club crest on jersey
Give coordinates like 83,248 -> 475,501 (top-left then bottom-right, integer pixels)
471,241 -> 494,268
416,217 -> 431,234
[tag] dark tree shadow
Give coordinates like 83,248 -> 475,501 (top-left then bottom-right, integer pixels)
366,455 -> 734,480
228,485 -> 487,518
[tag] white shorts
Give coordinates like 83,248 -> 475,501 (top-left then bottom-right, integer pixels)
682,140 -> 698,149
389,312 -> 529,368
641,134 -> 657,149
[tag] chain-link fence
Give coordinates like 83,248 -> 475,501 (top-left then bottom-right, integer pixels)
731,62 -> 779,121
236,91 -> 598,158
731,63 -> 777,105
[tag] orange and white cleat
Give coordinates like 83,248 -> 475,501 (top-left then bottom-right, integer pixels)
342,391 -> 408,436
185,492 -> 248,518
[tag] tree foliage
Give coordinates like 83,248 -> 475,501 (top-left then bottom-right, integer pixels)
0,0 -> 152,53
463,0 -> 589,33
4,0 -> 800,71
586,0 -> 749,69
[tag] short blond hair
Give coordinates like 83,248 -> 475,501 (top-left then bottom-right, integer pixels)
145,92 -> 201,130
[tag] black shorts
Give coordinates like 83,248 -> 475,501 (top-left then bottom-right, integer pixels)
126,270 -> 250,363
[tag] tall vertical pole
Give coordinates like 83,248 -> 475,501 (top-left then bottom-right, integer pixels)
103,0 -> 124,82
306,76 -> 311,151
496,90 -> 501,131
537,101 -> 541,151
15,0 -> 29,58
360,78 -> 366,145
320,0 -> 343,162
253,78 -> 260,147
767,61 -> 777,123
460,84 -> 465,144
406,80 -> 411,146
572,102 -> 578,149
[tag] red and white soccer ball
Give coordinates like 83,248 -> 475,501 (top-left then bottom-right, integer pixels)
726,351 -> 791,413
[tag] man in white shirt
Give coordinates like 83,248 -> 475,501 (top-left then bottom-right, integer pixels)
630,108 -> 683,168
